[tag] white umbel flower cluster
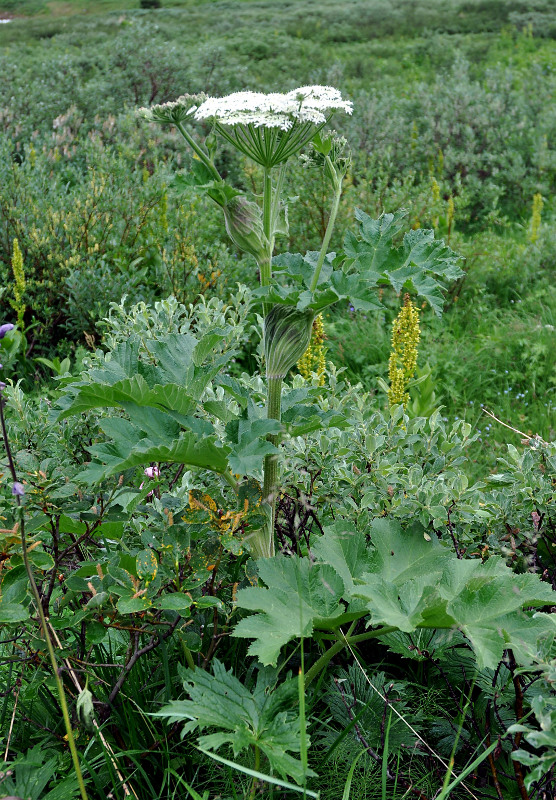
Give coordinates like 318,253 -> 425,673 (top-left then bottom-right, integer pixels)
138,93 -> 206,125
195,85 -> 352,130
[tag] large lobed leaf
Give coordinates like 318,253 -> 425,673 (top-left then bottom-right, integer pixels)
153,661 -> 314,785
233,556 -> 346,665
343,208 -> 464,315
55,333 -> 239,482
233,518 -> 556,669
258,209 -> 463,316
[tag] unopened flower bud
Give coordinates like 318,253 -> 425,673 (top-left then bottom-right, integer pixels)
222,195 -> 268,262
265,305 -> 315,380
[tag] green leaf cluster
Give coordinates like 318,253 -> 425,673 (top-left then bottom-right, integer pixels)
154,661 -> 314,785
256,209 -> 463,316
233,518 -> 555,670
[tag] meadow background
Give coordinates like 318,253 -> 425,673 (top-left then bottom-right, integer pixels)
0,1 -> 555,798
0,0 -> 554,474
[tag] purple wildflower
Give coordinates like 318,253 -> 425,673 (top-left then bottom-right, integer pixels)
0,323 -> 14,339
12,481 -> 25,496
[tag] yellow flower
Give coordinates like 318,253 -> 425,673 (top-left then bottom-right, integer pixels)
388,294 -> 420,407
297,313 -> 326,386
11,238 -> 26,328
529,193 -> 543,243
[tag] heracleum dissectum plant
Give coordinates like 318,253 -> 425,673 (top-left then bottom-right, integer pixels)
139,86 -> 352,557
388,294 -> 421,408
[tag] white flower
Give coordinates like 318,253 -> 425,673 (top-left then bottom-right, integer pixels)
195,85 -> 352,167
285,85 -> 353,114
137,93 -> 206,125
195,85 -> 352,129
139,86 -> 352,168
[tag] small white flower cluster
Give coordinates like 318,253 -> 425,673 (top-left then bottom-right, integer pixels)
195,85 -> 352,130
138,94 -> 205,125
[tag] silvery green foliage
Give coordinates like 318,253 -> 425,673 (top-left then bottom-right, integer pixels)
282,382 -> 556,562
510,677 -> 556,790
100,288 -> 253,354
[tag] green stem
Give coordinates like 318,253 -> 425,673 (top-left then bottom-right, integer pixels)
222,470 -> 239,493
271,163 -> 287,233
24,531 -> 89,800
254,375 -> 282,559
255,167 -> 283,558
309,158 -> 343,293
181,641 -> 196,671
304,625 -> 397,687
174,121 -> 222,183
249,745 -> 261,800
259,167 -> 273,289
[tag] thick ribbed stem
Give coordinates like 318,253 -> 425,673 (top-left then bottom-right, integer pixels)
304,626 -> 397,687
259,167 -> 273,288
251,375 -> 282,559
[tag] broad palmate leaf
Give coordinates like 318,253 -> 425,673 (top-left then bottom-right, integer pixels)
233,519 -> 556,670
54,333 -> 235,482
153,661 -> 314,785
233,556 -> 346,665
343,209 -> 464,315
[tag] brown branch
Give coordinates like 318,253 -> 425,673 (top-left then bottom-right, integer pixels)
43,514 -> 61,611
484,714 -> 504,800
107,615 -> 180,705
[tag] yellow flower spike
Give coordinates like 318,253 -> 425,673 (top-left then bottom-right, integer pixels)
388,294 -> 420,408
447,196 -> 455,234
11,238 -> 26,328
529,193 -> 543,243
297,313 -> 327,386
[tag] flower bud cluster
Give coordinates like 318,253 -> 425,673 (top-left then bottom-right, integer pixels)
222,195 -> 269,262
387,295 -> 420,407
137,93 -> 207,125
300,130 -> 351,181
